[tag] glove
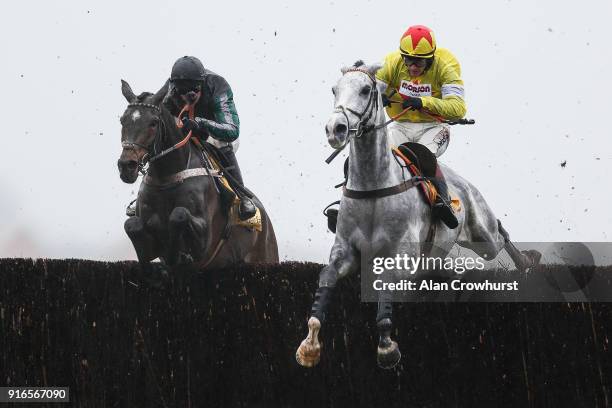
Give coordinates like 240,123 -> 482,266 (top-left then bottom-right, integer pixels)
381,93 -> 391,107
182,117 -> 210,141
181,117 -> 199,133
401,97 -> 423,110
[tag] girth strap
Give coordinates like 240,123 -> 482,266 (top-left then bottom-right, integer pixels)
342,178 -> 425,199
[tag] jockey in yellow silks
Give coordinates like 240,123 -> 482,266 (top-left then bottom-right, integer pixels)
376,25 -> 465,229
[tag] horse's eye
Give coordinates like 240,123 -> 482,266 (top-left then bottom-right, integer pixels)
360,85 -> 371,95
331,86 -> 337,96
149,119 -> 158,127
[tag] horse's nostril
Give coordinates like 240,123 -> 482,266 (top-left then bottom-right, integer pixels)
119,160 -> 138,171
334,123 -> 347,135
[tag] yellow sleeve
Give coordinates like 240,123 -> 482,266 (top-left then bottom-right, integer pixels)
375,53 -> 395,87
421,60 -> 466,120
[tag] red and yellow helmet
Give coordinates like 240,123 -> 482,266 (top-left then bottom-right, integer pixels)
399,25 -> 437,58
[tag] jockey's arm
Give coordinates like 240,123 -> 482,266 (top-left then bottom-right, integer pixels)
193,76 -> 240,143
421,64 -> 466,121
420,91 -> 466,121
192,90 -> 240,143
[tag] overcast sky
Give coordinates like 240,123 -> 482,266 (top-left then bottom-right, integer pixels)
1,0 -> 611,262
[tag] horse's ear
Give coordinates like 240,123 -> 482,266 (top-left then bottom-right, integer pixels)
366,62 -> 383,77
121,80 -> 136,102
150,80 -> 169,106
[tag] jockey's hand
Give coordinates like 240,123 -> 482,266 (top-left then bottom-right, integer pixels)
381,93 -> 392,107
181,117 -> 209,140
181,117 -> 199,133
402,97 -> 423,110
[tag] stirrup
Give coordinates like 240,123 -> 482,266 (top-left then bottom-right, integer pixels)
126,199 -> 137,217
323,201 -> 340,233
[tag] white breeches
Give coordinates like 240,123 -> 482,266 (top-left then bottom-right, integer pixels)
387,121 -> 450,157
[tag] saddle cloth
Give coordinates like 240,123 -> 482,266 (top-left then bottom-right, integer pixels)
394,143 -> 461,212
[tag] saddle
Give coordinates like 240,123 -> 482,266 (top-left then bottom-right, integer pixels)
394,142 -> 461,212
324,142 -> 460,234
340,143 -> 442,207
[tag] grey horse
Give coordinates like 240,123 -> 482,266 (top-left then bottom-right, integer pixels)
296,62 -> 540,369
117,80 -> 278,282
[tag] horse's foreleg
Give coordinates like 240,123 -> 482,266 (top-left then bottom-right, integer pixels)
166,207 -> 207,266
124,216 -> 159,285
296,242 -> 358,368
376,277 -> 401,369
497,220 -> 541,272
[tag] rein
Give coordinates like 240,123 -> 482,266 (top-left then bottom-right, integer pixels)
123,92 -> 202,173
325,69 -> 475,164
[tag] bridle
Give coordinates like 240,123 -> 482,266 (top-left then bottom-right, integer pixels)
333,68 -> 379,143
121,102 -> 167,175
326,68 -> 384,164
121,100 -> 195,175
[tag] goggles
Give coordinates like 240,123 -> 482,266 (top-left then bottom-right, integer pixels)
402,55 -> 429,68
171,80 -> 201,95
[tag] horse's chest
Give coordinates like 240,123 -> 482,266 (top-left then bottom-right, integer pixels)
340,195 -> 427,248
138,183 -> 205,227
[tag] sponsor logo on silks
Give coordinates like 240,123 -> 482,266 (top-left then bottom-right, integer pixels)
399,80 -> 432,98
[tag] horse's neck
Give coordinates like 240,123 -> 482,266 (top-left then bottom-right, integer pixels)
346,106 -> 403,191
147,112 -> 198,178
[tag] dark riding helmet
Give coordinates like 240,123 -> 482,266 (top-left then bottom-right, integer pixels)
170,56 -> 206,81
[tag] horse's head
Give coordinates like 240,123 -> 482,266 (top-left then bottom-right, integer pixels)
326,61 -> 383,149
118,80 -> 169,183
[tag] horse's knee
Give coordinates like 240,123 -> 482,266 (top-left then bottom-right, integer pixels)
124,216 -> 144,238
146,214 -> 162,232
318,264 -> 340,287
169,207 -> 191,228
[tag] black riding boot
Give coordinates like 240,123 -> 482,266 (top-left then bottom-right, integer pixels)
219,146 -> 257,220
430,166 -> 459,229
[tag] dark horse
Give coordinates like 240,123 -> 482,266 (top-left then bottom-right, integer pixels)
117,80 -> 278,280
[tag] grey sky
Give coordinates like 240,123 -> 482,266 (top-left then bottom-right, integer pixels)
1,0 -> 610,262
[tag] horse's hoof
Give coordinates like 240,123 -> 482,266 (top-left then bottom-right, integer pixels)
377,340 -> 401,369
296,317 -> 321,368
296,341 -> 321,368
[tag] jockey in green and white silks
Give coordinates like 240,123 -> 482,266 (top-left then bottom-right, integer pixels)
376,25 -> 465,229
164,56 -> 256,220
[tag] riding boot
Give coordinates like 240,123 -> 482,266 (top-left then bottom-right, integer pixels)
219,146 -> 257,220
430,166 -> 459,229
